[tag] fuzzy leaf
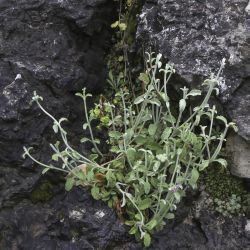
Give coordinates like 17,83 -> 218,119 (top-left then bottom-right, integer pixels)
127,148 -> 136,164
144,233 -> 151,247
144,181 -> 151,195
134,95 -> 145,105
42,168 -> 50,174
148,124 -> 158,136
52,123 -> 58,133
129,225 -> 137,235
119,23 -> 127,31
138,198 -> 152,210
109,131 -> 122,139
80,137 -> 90,143
216,115 -> 228,125
199,160 -> 210,171
156,154 -> 168,162
213,158 -> 227,168
147,219 -> 157,231
179,99 -> 186,112
111,21 -> 119,28
149,98 -> 161,107
65,177 -> 75,191
91,186 -> 100,200
139,73 -> 150,85
174,192 -> 181,203
82,123 -> 88,130
161,127 -> 172,140
165,213 -> 175,219
189,168 -> 199,188
187,89 -> 201,96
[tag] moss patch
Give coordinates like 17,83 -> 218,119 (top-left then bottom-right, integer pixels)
31,180 -> 53,203
200,166 -> 248,216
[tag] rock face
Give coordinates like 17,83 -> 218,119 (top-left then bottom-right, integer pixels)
137,0 -> 250,178
0,0 -> 114,207
0,187 -> 249,249
0,0 -> 249,249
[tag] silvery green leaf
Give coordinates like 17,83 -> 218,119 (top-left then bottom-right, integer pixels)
153,161 -> 161,171
214,87 -> 220,95
157,61 -> 162,68
144,233 -> 151,247
111,20 -> 119,28
189,168 -> 199,188
138,198 -> 152,210
141,113 -> 152,122
85,93 -> 92,98
165,213 -> 175,219
177,148 -> 182,155
147,219 -> 157,230
193,106 -> 201,112
194,114 -> 201,126
174,192 -> 181,202
156,53 -> 162,61
179,99 -> 186,112
52,153 -> 59,161
199,160 -> 210,171
59,117 -> 68,124
118,22 -> 127,31
160,92 -> 169,102
213,158 -> 227,168
80,137 -> 90,143
144,181 -> 151,194
161,127 -> 172,140
134,94 -> 145,104
127,148 -> 136,164
228,122 -> 238,132
121,194 -> 126,207
216,115 -> 228,125
42,168 -> 50,174
52,123 -> 58,133
187,89 -> 201,96
124,128 -> 134,141
109,131 -> 122,139
138,73 -> 150,85
75,92 -> 84,99
180,86 -> 189,96
82,123 -> 88,130
65,177 -> 75,191
94,138 -> 100,144
149,98 -> 161,106
108,70 -> 114,82
156,154 -> 168,162
148,123 -> 158,136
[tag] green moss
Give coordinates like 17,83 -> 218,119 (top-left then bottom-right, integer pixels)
31,180 -> 53,203
200,165 -> 248,216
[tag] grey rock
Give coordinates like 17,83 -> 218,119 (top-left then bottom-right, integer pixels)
0,0 -> 114,207
227,133 -> 250,178
0,187 -> 249,249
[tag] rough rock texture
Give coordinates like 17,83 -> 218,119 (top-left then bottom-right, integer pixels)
0,0 -> 114,207
0,187 -> 249,249
0,0 -> 249,249
137,0 -> 250,178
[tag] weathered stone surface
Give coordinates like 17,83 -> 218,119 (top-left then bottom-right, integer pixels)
0,0 -> 114,207
0,187 -> 249,249
227,133 -> 250,178
137,0 -> 250,178
0,0 -> 249,249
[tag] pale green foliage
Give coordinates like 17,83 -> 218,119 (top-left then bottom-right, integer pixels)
214,194 -> 242,217
23,53 -> 237,247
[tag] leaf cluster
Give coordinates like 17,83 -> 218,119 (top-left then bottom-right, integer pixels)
23,53 -> 237,247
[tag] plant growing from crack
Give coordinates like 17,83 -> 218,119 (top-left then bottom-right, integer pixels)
23,52 -> 237,247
